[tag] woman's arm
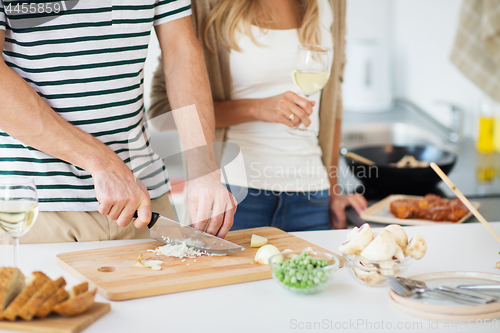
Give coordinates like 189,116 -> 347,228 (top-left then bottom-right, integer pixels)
214,92 -> 315,128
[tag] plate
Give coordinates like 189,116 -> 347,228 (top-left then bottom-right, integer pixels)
389,271 -> 500,321
360,195 -> 480,226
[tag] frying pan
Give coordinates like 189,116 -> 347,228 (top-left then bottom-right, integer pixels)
343,145 -> 457,192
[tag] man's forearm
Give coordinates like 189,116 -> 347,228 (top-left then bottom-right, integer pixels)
213,100 -> 258,128
157,20 -> 215,150
156,18 -> 218,178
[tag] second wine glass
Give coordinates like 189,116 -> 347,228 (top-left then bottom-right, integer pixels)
0,176 -> 39,267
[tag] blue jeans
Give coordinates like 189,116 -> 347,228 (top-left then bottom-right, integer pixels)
228,186 -> 331,232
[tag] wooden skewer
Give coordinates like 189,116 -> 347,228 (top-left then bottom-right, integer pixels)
430,162 -> 500,244
343,152 -> 376,166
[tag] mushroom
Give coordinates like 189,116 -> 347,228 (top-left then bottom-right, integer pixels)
345,227 -> 359,241
339,224 -> 374,255
353,268 -> 385,286
384,224 -> 408,250
360,230 -> 400,262
404,232 -> 427,260
378,261 -> 397,276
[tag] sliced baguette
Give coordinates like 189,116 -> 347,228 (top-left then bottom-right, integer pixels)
0,267 -> 25,320
71,282 -> 88,297
36,286 -> 69,319
2,272 -> 48,321
18,277 -> 66,321
53,288 -> 96,317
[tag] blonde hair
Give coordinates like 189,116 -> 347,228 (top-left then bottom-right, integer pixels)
204,0 -> 320,52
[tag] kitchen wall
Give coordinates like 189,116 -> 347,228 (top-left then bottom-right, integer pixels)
345,0 -> 488,139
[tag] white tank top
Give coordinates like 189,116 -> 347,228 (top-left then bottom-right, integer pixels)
222,0 -> 333,192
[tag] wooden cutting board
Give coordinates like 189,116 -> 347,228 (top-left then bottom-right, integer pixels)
57,227 -> 342,301
0,302 -> 110,333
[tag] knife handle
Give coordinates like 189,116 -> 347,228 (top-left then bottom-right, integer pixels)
133,211 -> 160,229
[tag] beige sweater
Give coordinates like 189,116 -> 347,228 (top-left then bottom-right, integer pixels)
149,0 -> 347,173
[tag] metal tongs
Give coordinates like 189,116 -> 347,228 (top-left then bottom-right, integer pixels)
386,276 -> 498,305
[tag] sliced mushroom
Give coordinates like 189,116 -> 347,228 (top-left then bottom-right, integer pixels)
360,230 -> 399,262
353,268 -> 385,286
384,224 -> 408,250
393,246 -> 405,261
339,224 -> 374,255
404,232 -> 427,260
378,260 -> 396,276
345,227 -> 359,241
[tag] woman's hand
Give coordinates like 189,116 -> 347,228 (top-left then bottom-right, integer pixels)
255,91 -> 315,127
330,193 -> 368,229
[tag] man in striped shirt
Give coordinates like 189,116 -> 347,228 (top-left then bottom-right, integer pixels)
0,0 -> 236,243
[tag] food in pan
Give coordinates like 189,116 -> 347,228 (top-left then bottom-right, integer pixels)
390,155 -> 430,168
390,194 -> 469,222
0,268 -> 96,321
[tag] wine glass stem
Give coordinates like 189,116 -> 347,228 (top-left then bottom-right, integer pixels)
13,237 -> 20,267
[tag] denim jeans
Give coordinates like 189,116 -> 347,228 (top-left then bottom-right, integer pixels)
228,186 -> 331,232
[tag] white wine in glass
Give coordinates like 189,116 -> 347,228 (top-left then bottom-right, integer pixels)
289,44 -> 331,136
0,177 -> 38,267
292,70 -> 330,97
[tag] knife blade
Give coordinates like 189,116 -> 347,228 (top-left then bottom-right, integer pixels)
135,211 -> 245,255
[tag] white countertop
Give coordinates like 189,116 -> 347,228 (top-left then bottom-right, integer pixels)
1,222 -> 500,333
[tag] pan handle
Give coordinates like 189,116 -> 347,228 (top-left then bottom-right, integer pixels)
133,211 -> 161,229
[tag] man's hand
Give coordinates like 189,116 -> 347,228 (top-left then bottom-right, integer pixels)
330,193 -> 367,229
187,173 -> 236,238
92,158 -> 152,229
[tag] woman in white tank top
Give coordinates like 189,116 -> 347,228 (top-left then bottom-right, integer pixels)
151,0 -> 368,231
205,0 -> 367,231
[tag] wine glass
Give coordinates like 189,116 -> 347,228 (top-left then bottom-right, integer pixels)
0,177 -> 38,267
289,44 -> 332,136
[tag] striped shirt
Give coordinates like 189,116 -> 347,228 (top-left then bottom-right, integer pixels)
0,0 -> 191,211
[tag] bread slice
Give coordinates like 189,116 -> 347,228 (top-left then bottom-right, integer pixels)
71,282 -> 88,297
53,288 -> 96,317
18,277 -> 65,321
2,271 -> 48,321
36,285 -> 69,319
0,267 -> 25,320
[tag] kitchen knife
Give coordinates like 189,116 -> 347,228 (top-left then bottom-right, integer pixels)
134,211 -> 245,255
